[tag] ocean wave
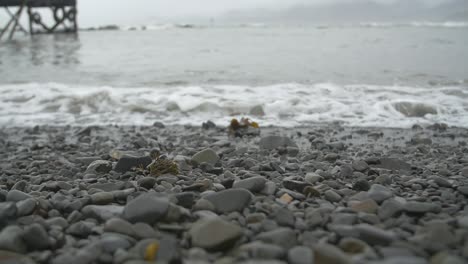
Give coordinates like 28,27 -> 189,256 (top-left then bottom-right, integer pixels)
358,21 -> 468,28
0,82 -> 467,128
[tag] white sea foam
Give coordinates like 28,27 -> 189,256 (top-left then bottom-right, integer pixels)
0,83 -> 467,128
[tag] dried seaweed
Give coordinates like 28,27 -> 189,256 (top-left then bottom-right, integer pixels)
228,117 -> 260,137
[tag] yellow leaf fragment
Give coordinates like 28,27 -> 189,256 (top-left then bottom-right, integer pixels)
144,242 -> 160,261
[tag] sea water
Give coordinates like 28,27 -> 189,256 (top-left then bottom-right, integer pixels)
0,23 -> 467,127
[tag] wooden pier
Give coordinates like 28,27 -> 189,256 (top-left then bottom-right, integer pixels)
0,0 -> 77,40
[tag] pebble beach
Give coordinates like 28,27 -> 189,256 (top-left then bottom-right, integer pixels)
1,123 -> 468,264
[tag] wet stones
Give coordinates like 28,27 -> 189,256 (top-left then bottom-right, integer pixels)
203,189 -> 252,214
189,218 -> 243,251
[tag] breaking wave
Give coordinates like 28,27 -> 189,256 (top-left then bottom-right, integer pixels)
0,82 -> 467,128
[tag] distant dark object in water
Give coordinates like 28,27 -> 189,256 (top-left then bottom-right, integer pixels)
393,102 -> 437,117
97,25 -> 120,31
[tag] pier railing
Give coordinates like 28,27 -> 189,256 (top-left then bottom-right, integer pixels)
0,0 -> 77,40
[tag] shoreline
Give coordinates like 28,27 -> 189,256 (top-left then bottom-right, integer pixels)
1,124 -> 467,263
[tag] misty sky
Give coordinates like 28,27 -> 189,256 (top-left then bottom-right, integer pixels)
0,0 -> 456,27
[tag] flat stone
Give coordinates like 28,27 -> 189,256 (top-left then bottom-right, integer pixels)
378,198 -> 404,219
458,186 -> 468,196
350,199 -> 379,214
340,165 -> 354,178
23,223 -> 49,250
259,135 -> 297,150
274,207 -> 295,227
0,202 -> 17,227
324,190 -> 342,203
368,184 -> 393,203
461,167 -> 468,177
203,189 -> 252,214
282,180 -> 310,193
88,182 -> 125,192
237,241 -> 285,259
354,224 -> 396,246
114,155 -> 152,173
288,246 -> 314,264
256,228 -> 297,249
191,148 -> 219,165
81,205 -> 124,221
305,173 -> 322,184
66,221 -> 94,238
189,218 -> 243,251
137,177 -> 157,189
86,160 -> 113,174
122,194 -> 169,224
432,176 -> 452,188
352,160 -> 369,172
313,243 -> 350,264
353,179 -> 371,191
233,176 -> 267,193
0,226 -> 26,253
404,202 -> 441,214
6,190 -> 32,202
99,234 -> 133,253
90,192 -> 114,205
374,157 -> 411,171
104,218 -> 135,237
16,198 -> 37,216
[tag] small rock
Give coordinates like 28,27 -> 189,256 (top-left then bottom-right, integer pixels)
259,135 -> 297,150
6,190 -> 32,202
122,194 -> 169,224
137,177 -> 157,189
313,243 -> 350,264
0,225 -> 26,253
256,228 -> 297,249
233,176 -> 267,193
82,205 -> 124,221
237,241 -> 285,259
86,160 -> 113,174
91,192 -> 114,205
354,224 -> 396,246
114,155 -> 152,173
368,184 -> 393,203
378,198 -> 404,219
288,246 -> 314,264
189,218 -> 243,251
352,160 -> 369,172
192,148 -> 220,165
305,173 -> 322,184
404,202 -> 441,214
350,199 -> 379,214
324,190 -> 342,203
104,218 -> 135,237
23,223 -> 50,250
203,189 -> 252,214
353,179 -> 371,191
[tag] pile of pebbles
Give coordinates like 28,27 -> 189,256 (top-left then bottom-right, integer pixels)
0,123 -> 468,264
